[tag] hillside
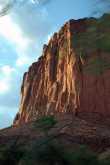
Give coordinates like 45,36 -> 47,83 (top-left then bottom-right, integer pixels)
1,14 -> 110,165
1,113 -> 110,164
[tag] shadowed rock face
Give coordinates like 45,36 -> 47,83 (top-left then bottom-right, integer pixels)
14,14 -> 110,125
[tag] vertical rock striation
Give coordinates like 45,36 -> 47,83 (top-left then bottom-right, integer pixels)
14,14 -> 110,125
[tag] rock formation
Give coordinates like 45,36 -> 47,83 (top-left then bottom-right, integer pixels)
14,14 -> 110,125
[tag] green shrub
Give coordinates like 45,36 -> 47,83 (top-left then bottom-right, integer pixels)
20,137 -> 100,165
83,56 -> 110,75
34,116 -> 57,136
62,145 -> 99,165
20,139 -> 67,165
0,144 -> 24,165
98,149 -> 110,165
73,14 -> 110,61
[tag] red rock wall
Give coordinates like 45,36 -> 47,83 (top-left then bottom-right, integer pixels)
14,18 -> 110,125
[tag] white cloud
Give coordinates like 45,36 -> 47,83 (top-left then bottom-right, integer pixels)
0,8 -> 52,67
0,15 -> 31,49
46,32 -> 53,43
0,0 -> 53,128
0,65 -> 15,94
0,112 -> 13,129
0,0 -> 53,69
0,106 -> 18,129
1,65 -> 15,75
0,15 -> 33,66
16,55 -> 31,66
0,81 -> 9,94
31,0 -> 39,4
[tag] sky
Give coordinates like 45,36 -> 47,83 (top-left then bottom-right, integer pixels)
0,0 -> 107,129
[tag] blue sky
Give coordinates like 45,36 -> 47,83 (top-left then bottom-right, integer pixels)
0,0 -> 106,129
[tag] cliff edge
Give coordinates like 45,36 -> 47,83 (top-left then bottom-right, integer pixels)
14,14 -> 110,125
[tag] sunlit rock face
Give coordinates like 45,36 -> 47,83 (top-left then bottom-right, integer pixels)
14,14 -> 110,125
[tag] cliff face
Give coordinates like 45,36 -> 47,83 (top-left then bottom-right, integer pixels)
14,14 -> 110,125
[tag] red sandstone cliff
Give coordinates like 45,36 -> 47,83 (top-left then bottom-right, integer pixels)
14,15 -> 110,125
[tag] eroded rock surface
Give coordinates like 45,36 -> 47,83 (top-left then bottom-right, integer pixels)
14,14 -> 110,125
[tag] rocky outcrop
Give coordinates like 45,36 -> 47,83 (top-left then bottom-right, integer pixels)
14,14 -> 110,125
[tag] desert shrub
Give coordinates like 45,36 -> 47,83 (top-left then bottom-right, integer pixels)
0,144 -> 24,165
31,116 -> 100,165
34,116 -> 57,136
98,149 -> 110,165
99,160 -> 110,165
20,137 -> 100,165
62,145 -> 99,165
20,138 -> 68,165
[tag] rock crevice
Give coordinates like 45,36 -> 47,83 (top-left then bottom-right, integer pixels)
14,15 -> 110,125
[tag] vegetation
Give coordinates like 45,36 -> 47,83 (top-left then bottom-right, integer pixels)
18,116 -> 110,165
83,56 -> 110,75
34,116 -> 57,136
0,143 -> 24,165
73,14 -> 110,55
19,140 -> 110,165
72,14 -> 110,75
1,140 -> 110,165
98,149 -> 110,165
19,139 -> 97,165
1,115 -> 110,165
